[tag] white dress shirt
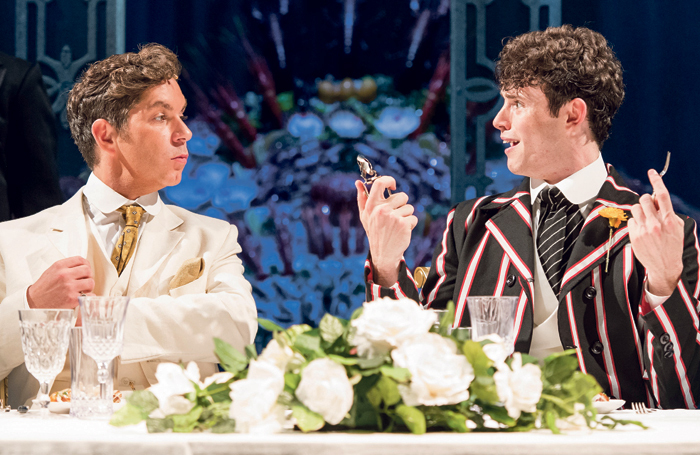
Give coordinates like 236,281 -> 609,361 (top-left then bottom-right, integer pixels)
82,173 -> 163,259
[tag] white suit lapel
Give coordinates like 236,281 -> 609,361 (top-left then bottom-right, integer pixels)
46,189 -> 89,259
127,204 -> 185,294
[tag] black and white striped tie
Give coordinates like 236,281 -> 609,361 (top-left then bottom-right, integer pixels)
536,187 -> 584,295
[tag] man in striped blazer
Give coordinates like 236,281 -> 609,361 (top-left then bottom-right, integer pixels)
355,25 -> 699,409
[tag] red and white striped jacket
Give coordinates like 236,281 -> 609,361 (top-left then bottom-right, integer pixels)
364,166 -> 700,409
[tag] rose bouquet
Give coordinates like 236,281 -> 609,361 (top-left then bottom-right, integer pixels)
110,297 -> 642,434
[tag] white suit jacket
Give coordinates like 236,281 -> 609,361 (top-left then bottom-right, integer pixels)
0,188 -> 257,406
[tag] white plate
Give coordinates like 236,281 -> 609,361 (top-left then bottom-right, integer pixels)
48,402 -> 71,414
593,399 -> 625,414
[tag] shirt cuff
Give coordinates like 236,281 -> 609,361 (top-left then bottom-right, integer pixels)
643,281 -> 671,313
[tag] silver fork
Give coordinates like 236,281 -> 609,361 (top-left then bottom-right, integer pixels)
651,151 -> 671,203
631,402 -> 656,414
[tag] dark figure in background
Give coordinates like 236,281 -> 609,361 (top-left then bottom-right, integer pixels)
0,52 -> 63,221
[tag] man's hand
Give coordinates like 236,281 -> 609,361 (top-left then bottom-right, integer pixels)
27,256 -> 95,310
356,176 -> 418,287
628,169 -> 685,296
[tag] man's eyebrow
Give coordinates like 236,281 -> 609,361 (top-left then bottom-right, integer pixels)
148,100 -> 187,112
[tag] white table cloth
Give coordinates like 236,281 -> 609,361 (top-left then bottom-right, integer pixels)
0,409 -> 699,455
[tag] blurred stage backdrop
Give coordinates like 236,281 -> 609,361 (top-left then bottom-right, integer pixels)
2,0 -> 699,349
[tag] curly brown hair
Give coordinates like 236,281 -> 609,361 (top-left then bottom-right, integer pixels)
495,25 -> 624,147
66,43 -> 182,169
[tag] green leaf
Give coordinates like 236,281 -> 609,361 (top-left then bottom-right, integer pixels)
461,341 -> 493,377
483,405 -> 516,427
350,307 -> 364,320
293,332 -> 322,355
443,410 -> 469,432
375,375 -> 402,406
109,403 -> 148,427
543,350 -> 580,384
146,417 -> 174,433
244,344 -> 258,361
172,405 -> 204,433
319,314 -> 345,344
284,372 -> 301,390
395,404 -> 426,434
436,301 -> 456,336
470,376 -> 499,405
327,354 -> 359,365
380,365 -> 411,383
214,337 -> 249,375
544,410 -> 560,435
258,318 -> 284,332
291,404 -> 325,432
366,386 -> 382,408
357,355 -> 386,370
126,390 -> 160,414
210,418 -> 237,433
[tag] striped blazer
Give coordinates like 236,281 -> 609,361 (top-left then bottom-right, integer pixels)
364,166 -> 700,409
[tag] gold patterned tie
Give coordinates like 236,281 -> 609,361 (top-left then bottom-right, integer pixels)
111,205 -> 145,275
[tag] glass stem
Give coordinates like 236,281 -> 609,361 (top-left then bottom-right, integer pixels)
38,381 -> 50,417
97,362 -> 110,403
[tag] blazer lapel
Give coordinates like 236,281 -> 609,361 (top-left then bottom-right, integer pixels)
127,205 -> 185,293
559,165 -> 639,297
46,189 -> 89,259
482,179 -> 536,304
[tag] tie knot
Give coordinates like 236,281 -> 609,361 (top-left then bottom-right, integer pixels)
538,186 -> 568,210
118,205 -> 145,226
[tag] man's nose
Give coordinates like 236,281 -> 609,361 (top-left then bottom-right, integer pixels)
492,102 -> 509,131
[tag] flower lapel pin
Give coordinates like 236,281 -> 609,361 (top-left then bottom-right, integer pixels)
599,207 -> 628,272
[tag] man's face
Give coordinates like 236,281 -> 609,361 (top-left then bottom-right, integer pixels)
114,78 -> 191,196
492,86 -> 573,183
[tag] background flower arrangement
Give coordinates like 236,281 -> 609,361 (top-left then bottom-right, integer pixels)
110,298 -> 642,434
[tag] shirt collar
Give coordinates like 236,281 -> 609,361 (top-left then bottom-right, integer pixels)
530,154 -> 607,206
83,173 -> 162,216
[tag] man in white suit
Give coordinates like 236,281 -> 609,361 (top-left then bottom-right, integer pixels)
0,44 -> 258,407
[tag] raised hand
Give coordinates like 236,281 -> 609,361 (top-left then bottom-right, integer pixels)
27,256 -> 95,310
628,169 -> 685,296
356,176 -> 418,287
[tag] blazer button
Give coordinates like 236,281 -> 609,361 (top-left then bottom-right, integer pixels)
584,286 -> 597,301
659,333 -> 671,345
506,274 -> 516,287
664,350 -> 674,359
590,341 -> 603,355
663,342 -> 674,355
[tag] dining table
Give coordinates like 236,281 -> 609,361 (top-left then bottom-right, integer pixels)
0,408 -> 699,455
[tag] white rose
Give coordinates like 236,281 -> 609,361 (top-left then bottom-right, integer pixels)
481,336 -> 509,367
351,297 -> 436,358
295,358 -> 354,425
229,360 -> 286,434
392,333 -> 475,406
493,353 -> 543,419
258,338 -> 296,371
149,363 -> 197,416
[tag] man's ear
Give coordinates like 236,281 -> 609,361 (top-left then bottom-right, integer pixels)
91,119 -> 119,156
566,98 -> 588,127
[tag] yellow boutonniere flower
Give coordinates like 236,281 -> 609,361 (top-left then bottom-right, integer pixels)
599,207 -> 628,229
599,207 -> 629,272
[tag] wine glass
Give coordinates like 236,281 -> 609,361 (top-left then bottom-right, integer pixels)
78,296 -> 130,417
466,296 -> 518,355
17,309 -> 73,417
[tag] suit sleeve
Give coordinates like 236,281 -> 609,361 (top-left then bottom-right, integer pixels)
121,224 -> 258,363
641,217 -> 700,409
5,63 -> 63,218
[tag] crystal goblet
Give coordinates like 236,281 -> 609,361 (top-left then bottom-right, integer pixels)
78,296 -> 130,417
17,309 -> 73,417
